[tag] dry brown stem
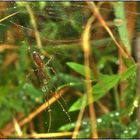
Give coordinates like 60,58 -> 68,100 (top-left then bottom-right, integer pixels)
81,11 -> 98,139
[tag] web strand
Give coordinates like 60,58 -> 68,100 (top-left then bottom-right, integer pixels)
41,82 -> 52,133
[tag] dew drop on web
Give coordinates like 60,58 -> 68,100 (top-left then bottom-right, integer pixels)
48,109 -> 52,112
124,130 -> 128,134
41,86 -> 47,93
97,118 -> 102,123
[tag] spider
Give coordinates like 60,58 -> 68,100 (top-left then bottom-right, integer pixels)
30,50 -> 71,132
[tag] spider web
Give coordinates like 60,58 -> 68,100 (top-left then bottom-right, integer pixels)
0,2 -> 139,134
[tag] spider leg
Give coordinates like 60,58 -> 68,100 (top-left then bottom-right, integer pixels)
44,56 -> 54,67
26,68 -> 38,81
46,66 -> 69,108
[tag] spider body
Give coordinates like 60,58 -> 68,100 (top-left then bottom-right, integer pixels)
32,51 -> 47,81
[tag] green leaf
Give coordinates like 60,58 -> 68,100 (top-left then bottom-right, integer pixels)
58,73 -> 82,83
93,75 -> 120,94
0,86 -> 9,104
16,2 -> 27,7
66,62 -> 109,81
123,58 -> 136,68
66,62 -> 92,77
57,82 -> 83,91
123,95 -> 138,117
38,2 -> 46,10
19,41 -> 28,72
0,108 -> 12,128
120,64 -> 137,81
120,120 -> 138,138
5,97 -> 25,112
113,2 -> 131,52
97,55 -> 118,70
23,83 -> 42,102
59,110 -> 123,133
66,62 -> 96,80
69,74 -> 120,112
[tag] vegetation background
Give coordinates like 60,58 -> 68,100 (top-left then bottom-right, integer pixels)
0,1 -> 139,138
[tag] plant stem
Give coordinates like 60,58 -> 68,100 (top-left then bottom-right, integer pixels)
82,14 -> 98,138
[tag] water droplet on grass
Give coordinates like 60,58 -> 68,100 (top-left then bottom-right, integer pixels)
124,130 -> 128,134
99,64 -> 104,69
97,118 -> 102,123
41,86 -> 47,92
115,112 -> 120,116
71,123 -> 75,127
48,109 -> 52,112
133,100 -> 138,107
83,121 -> 87,125
110,113 -> 114,117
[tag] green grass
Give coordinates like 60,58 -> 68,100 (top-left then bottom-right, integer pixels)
0,2 -> 138,138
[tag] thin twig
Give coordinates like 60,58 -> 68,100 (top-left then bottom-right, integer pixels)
26,3 -> 51,58
97,101 -> 109,114
0,11 -> 19,23
0,44 -> 18,52
26,4 -> 42,49
19,87 -> 69,126
28,132 -> 72,138
72,91 -> 86,138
